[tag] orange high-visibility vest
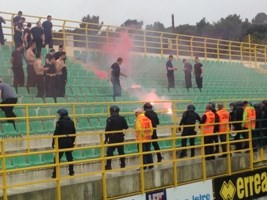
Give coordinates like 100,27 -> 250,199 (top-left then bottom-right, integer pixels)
135,114 -> 153,141
243,106 -> 256,129
216,109 -> 230,133
202,111 -> 215,135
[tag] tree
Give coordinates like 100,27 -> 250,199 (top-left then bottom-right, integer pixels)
121,19 -> 143,29
146,22 -> 165,32
252,13 -> 267,24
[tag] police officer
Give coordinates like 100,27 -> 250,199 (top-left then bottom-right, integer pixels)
230,101 -> 244,150
52,109 -> 76,178
105,105 -> 128,170
242,101 -> 256,150
143,102 -> 163,162
201,104 -> 215,160
179,104 -> 201,158
209,102 -> 220,153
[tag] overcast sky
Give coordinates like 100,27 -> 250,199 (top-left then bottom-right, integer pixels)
0,0 -> 266,27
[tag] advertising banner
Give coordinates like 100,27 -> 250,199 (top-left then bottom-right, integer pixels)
213,168 -> 267,200
166,180 -> 213,200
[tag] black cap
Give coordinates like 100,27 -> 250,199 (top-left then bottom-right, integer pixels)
143,102 -> 153,110
57,108 -> 68,117
110,105 -> 120,113
187,104 -> 195,111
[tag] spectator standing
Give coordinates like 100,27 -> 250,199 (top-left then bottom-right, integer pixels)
194,57 -> 204,91
45,48 -> 55,64
14,17 -> 25,47
33,55 -> 47,97
44,55 -> 56,97
166,55 -> 177,90
25,42 -> 37,90
0,79 -> 18,128
53,45 -> 64,60
182,59 -> 193,90
179,104 -> 201,158
42,15 -> 53,48
52,109 -> 76,178
13,11 -> 23,25
31,21 -> 45,58
143,102 -> 163,162
0,16 -> 6,45
134,108 -> 154,170
110,57 -> 127,101
55,52 -> 67,97
10,42 -> 25,93
104,105 -> 128,170
23,23 -> 32,49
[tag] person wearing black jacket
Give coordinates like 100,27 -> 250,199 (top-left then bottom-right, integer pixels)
179,104 -> 201,158
261,100 -> 267,147
209,102 -> 220,153
230,101 -> 244,150
105,105 -> 128,170
144,102 -> 163,162
52,109 -> 76,178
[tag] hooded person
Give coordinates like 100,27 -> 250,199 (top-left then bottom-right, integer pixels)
178,104 -> 201,158
105,105 -> 128,170
52,108 -> 76,178
143,102 -> 163,162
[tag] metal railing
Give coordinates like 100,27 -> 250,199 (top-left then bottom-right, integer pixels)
0,119 -> 265,200
1,11 -> 267,64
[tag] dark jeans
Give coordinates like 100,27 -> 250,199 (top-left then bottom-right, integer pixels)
26,64 -> 37,88
0,98 -> 18,128
53,150 -> 74,176
14,33 -> 22,48
185,73 -> 192,89
151,131 -> 162,161
195,75 -> 203,89
219,133 -> 227,153
111,78 -> 121,97
204,135 -> 214,160
35,39 -> 43,58
233,126 -> 243,150
44,36 -> 53,48
45,75 -> 55,97
36,75 -> 45,97
180,129 -> 196,157
106,143 -> 125,168
167,72 -> 174,88
55,75 -> 66,97
0,29 -> 4,45
138,142 -> 153,168
12,65 -> 25,92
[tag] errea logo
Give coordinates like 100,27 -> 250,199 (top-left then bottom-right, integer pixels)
220,180 -> 236,200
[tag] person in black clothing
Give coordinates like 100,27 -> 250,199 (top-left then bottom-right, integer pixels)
31,21 -> 45,58
261,100 -> 267,147
194,57 -> 204,91
143,102 -> 163,162
42,15 -> 53,48
10,42 -> 25,93
230,101 -> 244,150
13,11 -> 23,25
52,109 -> 76,178
253,103 -> 263,151
45,48 -> 55,64
0,80 -> 18,128
105,105 -> 128,170
14,17 -> 25,48
0,16 -> 6,45
44,55 -> 56,97
54,45 -> 64,60
23,23 -> 32,49
209,102 -> 220,153
166,55 -> 177,90
179,104 -> 201,158
110,57 -> 127,101
182,59 -> 192,91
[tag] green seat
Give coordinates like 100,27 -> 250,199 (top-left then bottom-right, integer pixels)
42,153 -> 54,164
27,154 -> 46,166
38,108 -> 49,116
89,118 -> 101,129
77,118 -> 92,131
30,121 -> 45,134
73,150 -> 86,160
125,143 -> 138,154
43,120 -> 55,133
20,97 -> 33,104
12,156 -> 31,168
45,98 -> 56,103
28,109 -> 37,117
17,87 -> 29,95
56,97 -> 67,103
13,109 -> 24,117
34,97 -> 44,103
16,122 -> 27,135
83,148 -> 100,159
2,123 -> 19,137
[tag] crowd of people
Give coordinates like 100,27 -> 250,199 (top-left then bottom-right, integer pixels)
166,55 -> 204,91
6,11 -> 68,98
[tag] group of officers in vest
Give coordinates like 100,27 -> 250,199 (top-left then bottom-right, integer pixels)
104,99 -> 266,170
52,100 -> 266,176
